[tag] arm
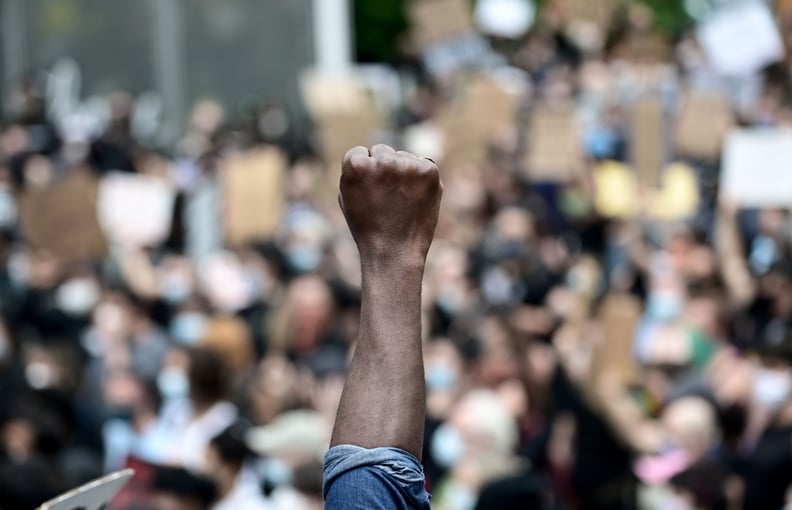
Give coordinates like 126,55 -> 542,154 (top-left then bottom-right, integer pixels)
714,199 -> 756,309
330,145 -> 443,459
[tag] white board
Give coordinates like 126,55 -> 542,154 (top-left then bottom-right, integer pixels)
722,129 -> 792,207
98,173 -> 176,247
697,2 -> 784,76
38,469 -> 134,510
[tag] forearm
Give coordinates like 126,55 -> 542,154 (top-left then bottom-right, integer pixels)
715,209 -> 755,307
330,259 -> 426,459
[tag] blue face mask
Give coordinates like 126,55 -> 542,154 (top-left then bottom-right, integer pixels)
157,369 -> 190,400
259,457 -> 293,487
287,244 -> 322,273
647,293 -> 682,322
750,236 -> 777,275
426,363 -> 457,392
162,278 -> 193,305
430,424 -> 465,468
170,313 -> 207,345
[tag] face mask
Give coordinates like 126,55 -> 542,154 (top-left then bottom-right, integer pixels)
436,284 -> 466,315
158,368 -> 190,400
0,188 -> 17,228
0,334 -> 8,363
259,457 -> 293,487
752,368 -> 792,411
481,266 -> 515,306
161,275 -> 193,305
286,244 -> 322,273
431,424 -> 465,468
106,405 -> 135,423
170,313 -> 207,345
55,278 -> 100,316
750,236 -> 777,275
26,361 -> 55,389
443,481 -> 477,510
647,292 -> 683,322
426,363 -> 457,392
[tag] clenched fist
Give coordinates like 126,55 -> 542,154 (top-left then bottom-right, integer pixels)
339,145 -> 443,265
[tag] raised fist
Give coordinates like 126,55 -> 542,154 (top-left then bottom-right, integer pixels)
339,145 -> 443,264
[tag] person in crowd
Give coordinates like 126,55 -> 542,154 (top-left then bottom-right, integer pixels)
205,421 -> 270,510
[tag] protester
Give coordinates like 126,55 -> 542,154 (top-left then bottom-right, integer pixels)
1,1 -> 792,509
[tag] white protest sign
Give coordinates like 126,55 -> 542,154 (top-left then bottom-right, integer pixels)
722,129 -> 792,207
697,2 -> 784,76
99,173 -> 176,247
474,0 -> 536,39
38,469 -> 134,510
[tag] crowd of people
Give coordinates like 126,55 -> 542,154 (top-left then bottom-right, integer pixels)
2,1 -> 792,509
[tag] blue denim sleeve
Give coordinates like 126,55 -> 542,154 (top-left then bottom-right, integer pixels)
323,445 -> 432,510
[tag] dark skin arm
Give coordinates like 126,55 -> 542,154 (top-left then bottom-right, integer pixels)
330,144 -> 443,459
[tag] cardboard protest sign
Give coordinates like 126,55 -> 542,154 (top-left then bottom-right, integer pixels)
697,1 -> 784,76
300,72 -> 372,118
564,0 -> 621,29
675,92 -> 733,160
222,147 -> 287,245
408,0 -> 474,49
19,174 -> 108,263
590,293 -> 641,385
98,173 -> 175,247
523,102 -> 582,182
437,74 -> 522,173
722,129 -> 792,207
38,469 -> 134,510
300,71 -> 387,203
631,98 -> 665,186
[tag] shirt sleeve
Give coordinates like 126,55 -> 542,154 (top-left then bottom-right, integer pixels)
323,445 -> 431,510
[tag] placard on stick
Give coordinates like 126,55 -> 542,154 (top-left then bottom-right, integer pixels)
631,98 -> 665,186
523,102 -> 582,182
19,173 -> 108,263
438,74 -> 521,173
38,469 -> 134,510
675,93 -> 733,161
589,293 -> 641,385
408,0 -> 474,49
222,147 -> 287,246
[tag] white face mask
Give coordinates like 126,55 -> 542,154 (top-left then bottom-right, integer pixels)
752,367 -> 792,411
55,278 -> 100,316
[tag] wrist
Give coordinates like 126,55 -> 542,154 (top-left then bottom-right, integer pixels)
360,253 -> 426,282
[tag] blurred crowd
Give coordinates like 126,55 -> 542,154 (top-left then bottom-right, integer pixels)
3,1 -> 792,509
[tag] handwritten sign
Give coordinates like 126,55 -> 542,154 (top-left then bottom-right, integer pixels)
675,92 -> 733,160
38,469 -> 134,510
222,147 -> 287,245
523,103 -> 582,182
722,129 -> 792,207
408,0 -> 474,49
19,174 -> 108,263
98,173 -> 176,247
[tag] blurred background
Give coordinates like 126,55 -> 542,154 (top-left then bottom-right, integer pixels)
1,1 -> 792,509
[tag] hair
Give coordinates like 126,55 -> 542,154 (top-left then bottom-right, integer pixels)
209,421 -> 254,469
670,461 -> 728,510
153,466 -> 217,508
187,346 -> 229,405
0,457 -> 64,509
